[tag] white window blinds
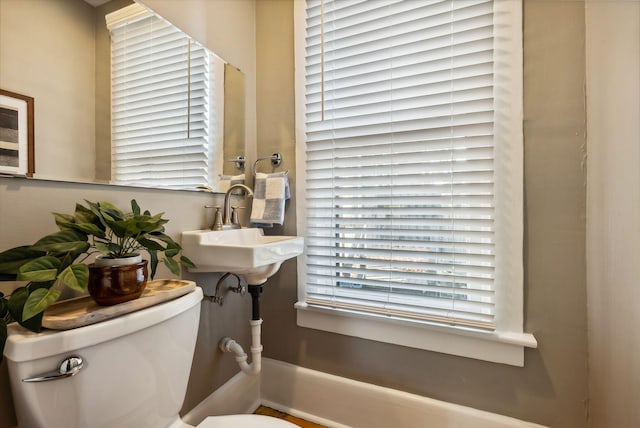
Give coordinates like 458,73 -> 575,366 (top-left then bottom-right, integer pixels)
107,5 -> 217,190
300,0 -> 513,332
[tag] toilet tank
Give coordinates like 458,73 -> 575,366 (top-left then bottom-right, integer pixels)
3,287 -> 203,428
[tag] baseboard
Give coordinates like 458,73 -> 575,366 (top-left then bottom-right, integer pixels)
260,358 -> 548,428
185,358 -> 547,428
181,370 -> 260,426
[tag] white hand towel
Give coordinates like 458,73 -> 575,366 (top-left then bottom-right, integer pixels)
250,171 -> 290,226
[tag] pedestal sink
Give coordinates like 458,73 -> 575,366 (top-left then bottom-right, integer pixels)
181,228 -> 304,285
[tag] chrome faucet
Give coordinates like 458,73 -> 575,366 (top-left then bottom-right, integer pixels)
222,184 -> 253,229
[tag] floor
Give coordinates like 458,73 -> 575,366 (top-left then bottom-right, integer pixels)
255,406 -> 327,428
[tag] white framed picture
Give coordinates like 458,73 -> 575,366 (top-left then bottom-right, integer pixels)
0,89 -> 34,177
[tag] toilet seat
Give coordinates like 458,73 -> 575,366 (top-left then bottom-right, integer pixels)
197,414 -> 298,428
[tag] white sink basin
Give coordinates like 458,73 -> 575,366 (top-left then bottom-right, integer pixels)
181,228 -> 304,285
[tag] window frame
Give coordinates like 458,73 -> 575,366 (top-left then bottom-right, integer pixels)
294,0 -> 536,366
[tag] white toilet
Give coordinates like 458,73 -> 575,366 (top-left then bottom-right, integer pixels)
3,287 -> 296,428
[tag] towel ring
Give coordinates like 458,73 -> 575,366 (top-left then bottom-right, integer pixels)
253,153 -> 286,176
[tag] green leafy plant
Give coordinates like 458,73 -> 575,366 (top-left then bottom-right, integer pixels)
0,199 -> 195,359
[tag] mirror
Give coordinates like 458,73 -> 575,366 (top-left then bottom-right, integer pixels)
0,0 -> 245,191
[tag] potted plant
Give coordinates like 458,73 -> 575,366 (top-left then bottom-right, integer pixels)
0,199 -> 195,358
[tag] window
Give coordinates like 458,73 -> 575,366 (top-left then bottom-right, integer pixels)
294,0 -> 536,366
107,4 -> 223,190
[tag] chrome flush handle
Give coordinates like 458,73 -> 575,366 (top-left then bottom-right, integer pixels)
22,356 -> 84,383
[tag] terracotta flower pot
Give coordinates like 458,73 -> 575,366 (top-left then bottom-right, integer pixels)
88,256 -> 148,306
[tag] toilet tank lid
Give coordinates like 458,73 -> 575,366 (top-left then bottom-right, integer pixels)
4,287 -> 203,362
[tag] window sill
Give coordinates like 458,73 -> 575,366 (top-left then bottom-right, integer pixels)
295,302 -> 537,367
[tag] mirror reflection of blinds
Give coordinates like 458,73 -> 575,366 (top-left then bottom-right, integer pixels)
108,6 -> 214,190
303,0 -> 496,330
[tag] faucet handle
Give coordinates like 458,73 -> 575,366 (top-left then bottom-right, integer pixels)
230,206 -> 245,227
205,205 -> 223,230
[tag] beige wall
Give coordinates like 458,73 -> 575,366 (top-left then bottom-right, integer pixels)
257,1 -> 589,427
586,2 -> 640,427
